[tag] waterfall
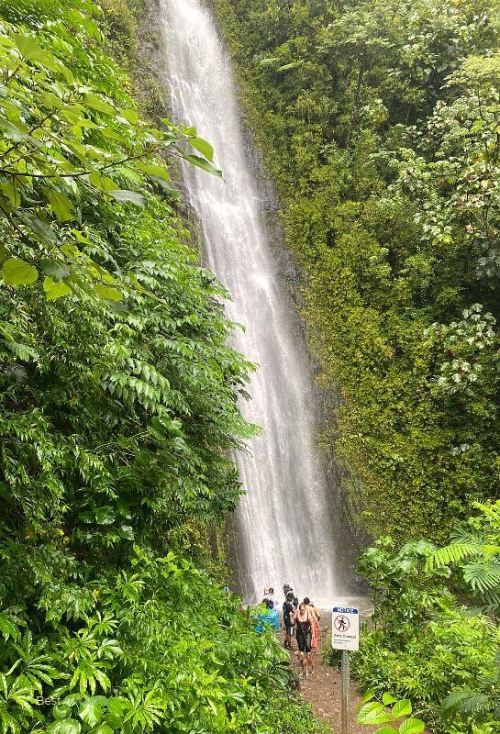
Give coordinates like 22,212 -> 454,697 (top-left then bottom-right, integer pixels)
160,0 -> 353,606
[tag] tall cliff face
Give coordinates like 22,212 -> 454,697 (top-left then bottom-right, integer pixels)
209,0 -> 500,544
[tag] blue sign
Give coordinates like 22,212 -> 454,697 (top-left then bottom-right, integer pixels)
332,607 -> 359,614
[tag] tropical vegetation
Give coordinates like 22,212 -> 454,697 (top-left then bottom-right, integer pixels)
212,2 -> 499,733
213,0 -> 499,542
349,502 -> 499,733
0,1 -> 326,732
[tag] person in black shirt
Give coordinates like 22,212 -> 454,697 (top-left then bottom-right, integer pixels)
282,590 -> 295,649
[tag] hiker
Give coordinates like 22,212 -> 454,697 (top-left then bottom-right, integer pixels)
292,602 -> 313,677
282,590 -> 295,649
255,598 -> 280,633
263,586 -> 277,609
303,597 -> 321,666
283,584 -> 298,608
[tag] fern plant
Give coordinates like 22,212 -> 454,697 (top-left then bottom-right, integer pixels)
443,647 -> 500,733
426,501 -> 500,612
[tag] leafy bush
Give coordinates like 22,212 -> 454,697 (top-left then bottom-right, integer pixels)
346,514 -> 499,734
0,547 -> 329,733
358,693 -> 425,734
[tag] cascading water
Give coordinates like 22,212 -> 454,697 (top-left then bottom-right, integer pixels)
160,0 -> 355,606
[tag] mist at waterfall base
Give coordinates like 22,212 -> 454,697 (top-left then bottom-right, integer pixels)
160,0 -> 363,608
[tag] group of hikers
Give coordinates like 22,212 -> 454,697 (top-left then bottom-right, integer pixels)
256,584 -> 321,677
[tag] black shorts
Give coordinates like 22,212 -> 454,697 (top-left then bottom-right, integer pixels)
284,621 -> 293,635
296,630 -> 312,653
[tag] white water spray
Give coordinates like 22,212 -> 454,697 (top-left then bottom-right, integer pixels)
161,0 -> 349,605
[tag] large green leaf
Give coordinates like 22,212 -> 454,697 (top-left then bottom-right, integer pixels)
383,693 -> 398,705
182,154 -> 223,178
48,720 -> 81,734
94,283 -> 123,301
135,161 -> 170,180
362,688 -> 376,703
14,34 -> 53,65
53,704 -> 73,721
189,136 -> 215,162
79,698 -> 102,727
358,702 -> 392,725
18,212 -> 57,243
44,188 -> 75,222
0,116 -> 29,141
41,260 -> 71,281
0,181 -> 21,208
0,612 -> 20,641
3,258 -> 38,286
43,276 -> 72,300
89,172 -> 119,192
94,507 -> 115,525
118,525 -> 134,541
392,700 -> 412,719
106,697 -> 129,727
108,190 -> 145,207
85,94 -> 115,116
399,717 -> 425,734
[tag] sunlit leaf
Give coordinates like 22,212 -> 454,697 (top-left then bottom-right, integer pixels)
0,181 -> 21,208
14,34 -> 52,64
3,258 -> 38,286
399,717 -> 425,734
43,276 -> 72,300
189,136 -> 215,162
362,688 -> 376,703
358,702 -> 392,725
85,94 -> 115,116
78,698 -> 102,727
47,720 -> 81,734
383,693 -> 398,705
392,700 -> 412,719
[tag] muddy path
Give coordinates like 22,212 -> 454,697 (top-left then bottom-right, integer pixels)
286,623 -> 376,733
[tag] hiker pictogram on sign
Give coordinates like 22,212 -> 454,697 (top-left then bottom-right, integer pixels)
334,615 -> 350,632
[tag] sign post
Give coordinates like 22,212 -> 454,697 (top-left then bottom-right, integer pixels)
331,606 -> 359,734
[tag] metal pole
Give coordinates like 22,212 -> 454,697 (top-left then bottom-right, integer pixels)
341,649 -> 350,734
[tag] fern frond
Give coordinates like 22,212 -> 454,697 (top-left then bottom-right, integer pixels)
442,688 -> 472,714
425,542 -> 481,571
463,562 -> 500,592
443,688 -> 491,717
480,588 -> 500,613
457,693 -> 491,715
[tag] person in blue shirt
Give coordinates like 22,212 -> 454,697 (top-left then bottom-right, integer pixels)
255,598 -> 280,633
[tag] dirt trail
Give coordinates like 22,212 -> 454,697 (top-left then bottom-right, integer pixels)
286,624 -> 375,734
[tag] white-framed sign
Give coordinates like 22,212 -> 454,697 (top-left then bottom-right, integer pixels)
331,606 -> 359,651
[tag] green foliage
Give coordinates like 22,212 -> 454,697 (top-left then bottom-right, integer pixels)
346,519 -> 500,734
358,692 -> 425,734
0,548 -> 326,733
0,2 -> 325,733
426,500 -> 500,612
212,0 -> 500,541
0,2 -> 219,302
98,0 -> 138,70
